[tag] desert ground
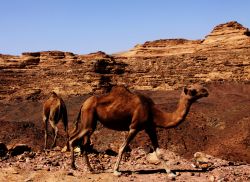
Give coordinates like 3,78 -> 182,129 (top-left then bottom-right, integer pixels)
0,82 -> 249,181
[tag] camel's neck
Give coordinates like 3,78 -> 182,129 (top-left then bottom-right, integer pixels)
153,94 -> 192,128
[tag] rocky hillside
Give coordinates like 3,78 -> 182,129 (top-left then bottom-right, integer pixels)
0,21 -> 249,101
116,21 -> 250,57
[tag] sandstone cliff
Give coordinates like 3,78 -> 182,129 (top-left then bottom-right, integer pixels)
114,21 -> 249,89
115,21 -> 250,57
0,21 -> 249,101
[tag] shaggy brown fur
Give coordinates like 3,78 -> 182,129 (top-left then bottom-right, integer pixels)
69,85 -> 208,175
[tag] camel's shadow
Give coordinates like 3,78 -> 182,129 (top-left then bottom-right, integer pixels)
103,168 -> 212,175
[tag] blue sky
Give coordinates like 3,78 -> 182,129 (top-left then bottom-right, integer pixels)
1,0 -> 249,55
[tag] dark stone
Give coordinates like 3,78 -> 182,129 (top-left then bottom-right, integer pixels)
9,144 -> 31,156
0,142 -> 8,157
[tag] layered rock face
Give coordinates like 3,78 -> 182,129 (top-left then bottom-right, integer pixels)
116,39 -> 202,57
0,21 -> 249,101
114,21 -> 250,90
0,51 -> 127,100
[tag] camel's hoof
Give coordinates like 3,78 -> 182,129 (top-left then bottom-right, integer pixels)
88,167 -> 95,173
65,144 -> 70,152
165,168 -> 172,174
167,172 -> 177,180
165,168 -> 177,179
43,149 -> 49,154
113,170 -> 122,176
90,170 -> 99,174
43,146 -> 48,150
103,169 -> 113,173
71,164 -> 77,170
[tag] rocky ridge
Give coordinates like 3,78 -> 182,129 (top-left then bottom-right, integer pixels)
116,21 -> 250,57
0,21 -> 249,101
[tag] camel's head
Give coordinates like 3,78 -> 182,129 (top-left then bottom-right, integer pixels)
183,84 -> 209,102
50,91 -> 58,97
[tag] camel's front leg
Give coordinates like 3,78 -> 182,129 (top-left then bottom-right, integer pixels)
113,129 -> 137,176
145,127 -> 174,175
65,128 -> 70,151
71,146 -> 77,170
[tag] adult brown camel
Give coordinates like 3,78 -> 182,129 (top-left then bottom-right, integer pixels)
42,91 -> 69,150
69,84 -> 208,175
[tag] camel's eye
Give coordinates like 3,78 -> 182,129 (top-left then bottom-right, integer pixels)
201,88 -> 207,93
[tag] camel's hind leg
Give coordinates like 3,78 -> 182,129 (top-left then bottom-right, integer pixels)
49,106 -> 61,149
62,105 -> 70,151
69,129 -> 93,171
69,107 -> 96,172
62,117 -> 70,151
43,115 -> 49,150
80,132 -> 94,172
49,119 -> 58,148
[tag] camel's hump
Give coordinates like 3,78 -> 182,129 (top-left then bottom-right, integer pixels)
110,85 -> 131,94
109,85 -> 154,105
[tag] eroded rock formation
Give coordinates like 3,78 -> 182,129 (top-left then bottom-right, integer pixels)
0,21 -> 249,101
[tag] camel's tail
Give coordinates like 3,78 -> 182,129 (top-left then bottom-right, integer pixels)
71,105 -> 82,134
61,103 -> 68,132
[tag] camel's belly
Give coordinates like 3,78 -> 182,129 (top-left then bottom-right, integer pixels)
97,108 -> 132,131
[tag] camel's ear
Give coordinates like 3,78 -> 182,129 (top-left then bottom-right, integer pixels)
184,87 -> 189,95
51,91 -> 57,96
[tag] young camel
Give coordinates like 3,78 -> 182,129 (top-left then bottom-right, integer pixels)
69,84 -> 208,175
43,91 -> 69,150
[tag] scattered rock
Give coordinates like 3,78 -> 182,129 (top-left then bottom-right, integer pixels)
9,144 -> 31,156
24,178 -> 34,182
146,152 -> 161,165
192,152 -> 213,169
25,89 -> 41,100
52,161 -> 60,167
0,142 -> 8,157
61,146 -> 68,152
52,146 -> 61,151
67,172 -> 74,176
74,146 -> 81,154
105,149 -> 117,156
209,175 -> 215,182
